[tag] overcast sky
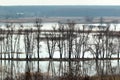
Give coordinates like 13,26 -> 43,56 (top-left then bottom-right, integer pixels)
0,0 -> 120,5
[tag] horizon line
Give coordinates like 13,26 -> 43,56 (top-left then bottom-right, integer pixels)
1,5 -> 120,6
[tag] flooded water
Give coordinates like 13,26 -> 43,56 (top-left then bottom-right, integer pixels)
0,60 -> 120,80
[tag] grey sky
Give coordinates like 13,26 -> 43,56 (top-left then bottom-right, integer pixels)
0,0 -> 120,5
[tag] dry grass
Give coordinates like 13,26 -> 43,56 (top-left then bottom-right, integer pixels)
90,75 -> 120,80
3,72 -> 120,80
59,75 -> 120,80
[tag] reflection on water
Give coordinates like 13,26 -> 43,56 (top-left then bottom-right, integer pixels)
0,60 -> 120,80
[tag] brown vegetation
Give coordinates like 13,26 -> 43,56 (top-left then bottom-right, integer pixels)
4,74 -> 120,80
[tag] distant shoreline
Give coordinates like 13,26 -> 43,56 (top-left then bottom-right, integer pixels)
0,17 -> 120,24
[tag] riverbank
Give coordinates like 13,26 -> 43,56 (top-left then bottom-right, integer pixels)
0,17 -> 120,23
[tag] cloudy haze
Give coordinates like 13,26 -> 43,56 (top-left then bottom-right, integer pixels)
0,0 -> 120,5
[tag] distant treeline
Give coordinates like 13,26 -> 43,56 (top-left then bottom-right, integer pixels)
0,6 -> 120,18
